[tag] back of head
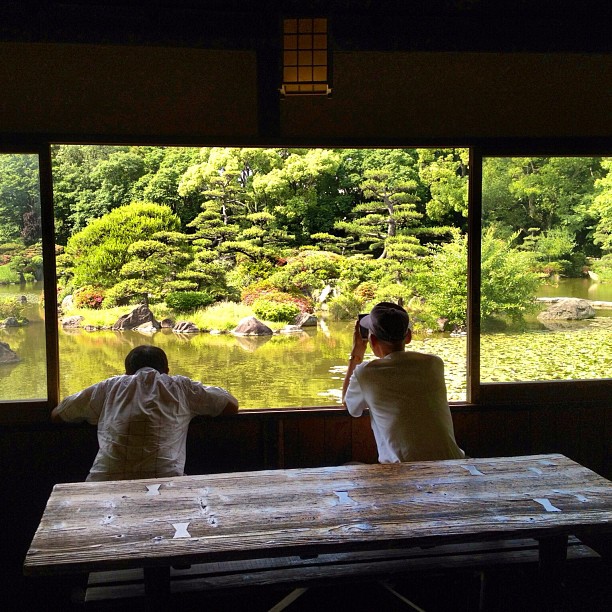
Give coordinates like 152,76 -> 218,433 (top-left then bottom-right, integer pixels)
360,302 -> 410,343
125,345 -> 169,375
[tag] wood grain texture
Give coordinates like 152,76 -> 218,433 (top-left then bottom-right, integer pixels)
24,454 -> 612,577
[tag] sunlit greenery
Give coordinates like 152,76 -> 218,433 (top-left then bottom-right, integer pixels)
3,149 -> 610,332
3,149 -> 612,406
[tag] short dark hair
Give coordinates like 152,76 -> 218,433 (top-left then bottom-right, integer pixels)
125,345 -> 169,375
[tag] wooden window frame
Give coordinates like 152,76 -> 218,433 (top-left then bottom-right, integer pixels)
1,140 -> 610,424
474,144 -> 612,407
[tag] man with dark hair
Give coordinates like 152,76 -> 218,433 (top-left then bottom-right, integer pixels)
51,345 -> 238,481
124,344 -> 169,375
342,302 -> 464,463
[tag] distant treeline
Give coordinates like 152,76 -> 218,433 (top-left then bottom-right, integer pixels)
1,148 -> 611,328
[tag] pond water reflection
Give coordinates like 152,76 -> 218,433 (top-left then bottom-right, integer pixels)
2,278 -> 612,406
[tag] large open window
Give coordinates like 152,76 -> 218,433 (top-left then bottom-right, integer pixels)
0,152 -> 48,404
479,156 -> 612,390
2,144 -> 611,421
50,146 -> 469,408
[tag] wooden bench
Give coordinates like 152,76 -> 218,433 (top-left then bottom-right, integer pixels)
81,536 -> 600,609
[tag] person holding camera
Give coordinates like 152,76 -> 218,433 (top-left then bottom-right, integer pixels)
342,302 -> 464,463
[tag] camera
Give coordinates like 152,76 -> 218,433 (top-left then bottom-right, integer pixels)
357,314 -> 369,339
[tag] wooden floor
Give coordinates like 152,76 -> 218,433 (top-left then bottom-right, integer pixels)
12,561 -> 611,612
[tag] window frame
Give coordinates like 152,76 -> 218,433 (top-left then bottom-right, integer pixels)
1,140 -> 611,424
475,143 -> 612,407
0,144 -> 58,423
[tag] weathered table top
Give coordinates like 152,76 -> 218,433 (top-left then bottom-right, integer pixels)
24,453 -> 612,576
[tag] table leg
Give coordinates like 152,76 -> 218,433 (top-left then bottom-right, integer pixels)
537,535 -> 567,612
143,566 -> 170,603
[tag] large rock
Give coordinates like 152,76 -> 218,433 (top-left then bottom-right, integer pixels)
173,321 -> 200,334
280,325 -> 305,334
294,312 -> 318,327
0,341 -> 19,364
537,298 -> 595,321
61,294 -> 74,310
61,315 -> 84,328
232,316 -> 273,336
112,305 -> 161,331
3,316 -> 21,327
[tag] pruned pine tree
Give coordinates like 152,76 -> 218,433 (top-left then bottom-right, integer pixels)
335,168 -> 421,258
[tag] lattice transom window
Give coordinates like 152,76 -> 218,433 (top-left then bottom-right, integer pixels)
281,18 -> 330,96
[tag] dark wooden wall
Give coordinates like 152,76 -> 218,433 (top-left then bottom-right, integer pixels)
2,403 -> 610,610
1,3 -> 611,609
1,44 -> 611,143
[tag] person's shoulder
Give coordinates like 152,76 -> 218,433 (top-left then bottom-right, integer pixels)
168,373 -> 204,387
416,351 -> 443,362
96,373 -> 126,386
394,350 -> 444,367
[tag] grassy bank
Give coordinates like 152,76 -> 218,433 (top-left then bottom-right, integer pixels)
60,300 -> 289,332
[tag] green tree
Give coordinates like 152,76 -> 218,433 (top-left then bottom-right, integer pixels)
52,145 -> 132,243
483,157 -> 602,254
136,147 -> 204,227
417,148 -> 469,223
335,167 -> 421,258
417,228 -> 541,327
0,154 -> 41,244
62,202 -> 181,290
530,226 -> 578,275
104,232 -> 192,306
591,159 -> 612,253
252,149 -> 342,242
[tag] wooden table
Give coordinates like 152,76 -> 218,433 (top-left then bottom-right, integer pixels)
24,454 -> 612,608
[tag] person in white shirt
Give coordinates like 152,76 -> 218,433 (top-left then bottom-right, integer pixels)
342,302 -> 464,463
51,345 -> 239,481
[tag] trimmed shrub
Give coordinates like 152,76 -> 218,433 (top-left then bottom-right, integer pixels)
327,293 -> 362,321
74,286 -> 105,309
0,265 -> 20,283
354,281 -> 377,303
0,297 -> 25,320
252,299 -> 300,323
241,282 -> 313,313
165,291 -> 216,312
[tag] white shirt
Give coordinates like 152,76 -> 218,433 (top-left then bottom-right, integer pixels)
345,351 -> 465,463
54,367 -> 236,481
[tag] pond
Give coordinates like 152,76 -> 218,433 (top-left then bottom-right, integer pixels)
2,279 -> 612,407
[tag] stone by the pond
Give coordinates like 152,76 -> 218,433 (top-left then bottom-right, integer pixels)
173,321 -> 199,334
280,325 -> 305,334
3,316 -> 21,327
0,341 -> 19,364
161,318 -> 175,328
62,315 -> 84,328
113,304 -> 161,331
537,298 -> 595,321
232,316 -> 273,336
294,312 -> 318,327
134,323 -> 159,334
61,294 -> 74,310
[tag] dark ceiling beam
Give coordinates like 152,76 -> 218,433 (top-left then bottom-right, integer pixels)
0,1 -> 610,52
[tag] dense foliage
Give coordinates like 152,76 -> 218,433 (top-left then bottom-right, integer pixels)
1,147 -> 611,328
165,291 -> 216,312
